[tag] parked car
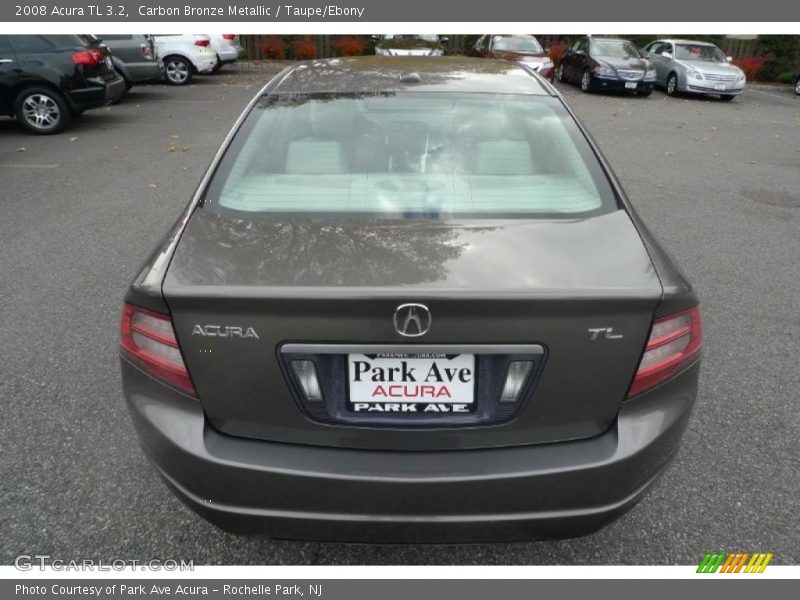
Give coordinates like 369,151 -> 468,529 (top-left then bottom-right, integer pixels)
469,34 -> 554,81
152,34 -> 218,85
120,56 -> 701,543
0,34 -> 125,134
94,34 -> 163,90
373,34 -> 446,56
208,34 -> 244,71
557,36 -> 655,96
642,39 -> 745,100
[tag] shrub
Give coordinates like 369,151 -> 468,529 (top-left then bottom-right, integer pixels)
259,36 -> 285,59
733,54 -> 770,80
548,41 -> 570,67
777,71 -> 795,84
293,36 -> 317,60
336,35 -> 365,57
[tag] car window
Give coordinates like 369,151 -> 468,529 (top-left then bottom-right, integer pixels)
97,35 -> 133,41
590,39 -> 643,59
491,36 -> 543,53
645,42 -> 660,54
202,93 -> 617,219
9,35 -> 87,52
383,35 -> 439,42
674,44 -> 726,62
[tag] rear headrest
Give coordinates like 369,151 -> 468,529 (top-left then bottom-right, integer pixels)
473,140 -> 535,175
285,140 -> 348,174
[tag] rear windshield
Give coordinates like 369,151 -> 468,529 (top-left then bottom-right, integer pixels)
202,92 -> 617,219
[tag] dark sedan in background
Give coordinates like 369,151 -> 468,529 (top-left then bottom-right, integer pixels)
558,36 -> 656,96
0,34 -> 125,134
470,34 -> 555,81
120,57 -> 701,543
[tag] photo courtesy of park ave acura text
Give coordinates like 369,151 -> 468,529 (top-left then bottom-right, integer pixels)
0,0 -> 798,573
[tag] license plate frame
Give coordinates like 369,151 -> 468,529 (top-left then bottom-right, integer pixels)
347,352 -> 477,414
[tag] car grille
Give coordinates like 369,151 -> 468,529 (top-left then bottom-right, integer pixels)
617,69 -> 645,81
704,73 -> 736,82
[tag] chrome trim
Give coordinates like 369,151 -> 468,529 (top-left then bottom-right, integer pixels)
281,344 -> 545,355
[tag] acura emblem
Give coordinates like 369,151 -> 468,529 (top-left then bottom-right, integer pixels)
393,303 -> 431,337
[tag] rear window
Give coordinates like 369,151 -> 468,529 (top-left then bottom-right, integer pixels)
202,92 -> 617,219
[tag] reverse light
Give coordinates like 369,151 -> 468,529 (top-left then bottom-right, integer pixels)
120,303 -> 196,397
292,360 -> 323,401
628,306 -> 702,398
194,39 -> 211,47
72,49 -> 102,65
500,361 -> 534,402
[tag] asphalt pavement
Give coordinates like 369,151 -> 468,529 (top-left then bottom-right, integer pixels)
1,67 -> 798,565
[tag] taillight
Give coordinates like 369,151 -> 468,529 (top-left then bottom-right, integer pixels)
72,49 -> 102,66
222,34 -> 236,40
120,303 -> 196,397
140,42 -> 153,59
628,306 -> 702,398
194,39 -> 211,47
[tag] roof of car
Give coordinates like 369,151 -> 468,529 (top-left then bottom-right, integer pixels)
658,39 -> 719,46
270,56 -> 553,96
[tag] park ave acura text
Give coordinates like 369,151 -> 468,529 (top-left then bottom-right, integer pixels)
119,57 -> 702,542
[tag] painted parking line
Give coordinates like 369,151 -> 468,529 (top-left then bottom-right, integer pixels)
0,163 -> 59,169
747,87 -> 799,104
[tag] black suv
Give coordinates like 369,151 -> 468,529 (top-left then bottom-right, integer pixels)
0,35 -> 125,134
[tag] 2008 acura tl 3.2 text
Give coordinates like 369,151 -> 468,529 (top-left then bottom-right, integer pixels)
120,57 -> 702,543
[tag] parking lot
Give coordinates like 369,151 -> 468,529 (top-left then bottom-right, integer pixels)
1,67 -> 798,565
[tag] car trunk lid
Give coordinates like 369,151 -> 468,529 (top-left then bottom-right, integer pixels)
162,209 -> 662,451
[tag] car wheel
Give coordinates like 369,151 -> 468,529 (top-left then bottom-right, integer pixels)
164,56 -> 193,85
794,78 -> 800,96
719,94 -> 736,102
14,87 -> 71,135
556,63 -> 566,83
666,73 -> 679,96
580,69 -> 593,93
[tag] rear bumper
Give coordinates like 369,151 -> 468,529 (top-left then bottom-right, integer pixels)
66,76 -> 126,111
121,358 -> 699,543
125,61 -> 165,83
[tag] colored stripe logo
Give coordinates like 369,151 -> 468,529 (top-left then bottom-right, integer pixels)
697,552 -> 773,573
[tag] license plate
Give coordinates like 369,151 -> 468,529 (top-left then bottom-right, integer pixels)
714,83 -> 726,91
625,81 -> 637,89
348,353 -> 475,414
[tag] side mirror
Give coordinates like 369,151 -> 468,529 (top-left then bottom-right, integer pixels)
726,56 -> 733,62
661,51 -> 672,59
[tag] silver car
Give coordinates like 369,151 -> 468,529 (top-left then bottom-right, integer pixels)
643,39 -> 746,100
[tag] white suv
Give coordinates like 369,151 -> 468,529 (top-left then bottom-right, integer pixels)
152,34 -> 218,85
208,34 -> 245,71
